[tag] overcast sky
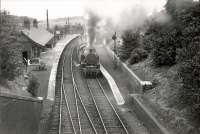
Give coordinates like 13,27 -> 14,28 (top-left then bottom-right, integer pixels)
2,0 -> 167,20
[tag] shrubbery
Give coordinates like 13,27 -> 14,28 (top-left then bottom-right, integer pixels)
0,10 -> 18,80
152,32 -> 177,66
144,21 -> 178,66
144,0 -> 200,121
128,48 -> 148,64
0,47 -> 17,80
119,29 -> 147,63
178,53 -> 200,119
176,3 -> 200,121
118,51 -> 130,62
27,75 -> 39,97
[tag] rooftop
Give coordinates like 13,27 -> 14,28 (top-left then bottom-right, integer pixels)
22,27 -> 54,46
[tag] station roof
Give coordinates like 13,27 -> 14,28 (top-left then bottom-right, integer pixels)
22,27 -> 54,47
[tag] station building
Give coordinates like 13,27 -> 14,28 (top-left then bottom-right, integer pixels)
21,28 -> 54,59
0,18 -> 54,75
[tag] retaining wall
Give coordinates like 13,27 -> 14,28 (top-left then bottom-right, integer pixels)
104,46 -> 171,134
105,46 -> 152,93
131,94 -> 170,134
0,93 -> 43,134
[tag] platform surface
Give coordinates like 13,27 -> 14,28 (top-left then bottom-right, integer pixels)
45,35 -> 79,101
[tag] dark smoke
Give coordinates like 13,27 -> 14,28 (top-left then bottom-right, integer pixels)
87,11 -> 100,46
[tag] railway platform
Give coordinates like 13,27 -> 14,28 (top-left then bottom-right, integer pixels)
37,34 -> 79,134
44,34 -> 79,101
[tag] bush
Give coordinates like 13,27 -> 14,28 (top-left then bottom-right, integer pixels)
178,53 -> 200,121
176,3 -> 200,121
144,19 -> 179,67
128,48 -> 148,64
119,29 -> 141,61
143,21 -> 163,53
152,41 -> 176,66
143,35 -> 154,53
119,52 -> 130,62
152,23 -> 178,66
143,0 -> 200,122
0,47 -> 17,80
27,75 -> 39,97
128,53 -> 140,64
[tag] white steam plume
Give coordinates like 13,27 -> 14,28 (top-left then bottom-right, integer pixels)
83,0 -> 168,43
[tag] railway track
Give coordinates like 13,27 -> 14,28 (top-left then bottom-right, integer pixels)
72,47 -> 129,134
49,39 -> 97,134
48,39 -> 130,134
48,40 -> 76,134
85,78 -> 129,134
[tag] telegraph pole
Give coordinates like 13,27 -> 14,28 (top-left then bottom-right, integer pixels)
46,9 -> 49,31
112,32 -> 117,69
0,0 -> 2,33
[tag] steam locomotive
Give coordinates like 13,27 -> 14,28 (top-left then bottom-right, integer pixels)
78,43 -> 101,78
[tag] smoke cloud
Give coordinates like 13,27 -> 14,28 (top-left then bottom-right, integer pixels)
84,0 -> 168,43
86,11 -> 100,46
116,6 -> 148,32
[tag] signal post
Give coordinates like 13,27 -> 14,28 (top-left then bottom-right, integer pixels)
112,32 -> 117,69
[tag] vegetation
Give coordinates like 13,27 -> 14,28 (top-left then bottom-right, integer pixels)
0,10 -> 19,80
119,29 -> 147,63
119,0 -> 200,122
0,11 -> 41,97
176,2 -> 200,121
27,74 -> 39,97
149,22 -> 177,66
143,0 -> 200,121
128,48 -> 148,64
0,47 -> 17,80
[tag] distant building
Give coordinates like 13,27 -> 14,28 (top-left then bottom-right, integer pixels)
64,24 -> 84,35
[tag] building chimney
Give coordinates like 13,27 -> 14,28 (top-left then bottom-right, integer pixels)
46,9 -> 49,31
24,18 -> 30,30
33,19 -> 38,28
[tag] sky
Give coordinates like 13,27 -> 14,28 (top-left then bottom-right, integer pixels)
1,0 -> 167,20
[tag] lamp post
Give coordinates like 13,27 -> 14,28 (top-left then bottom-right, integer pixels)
112,32 -> 117,69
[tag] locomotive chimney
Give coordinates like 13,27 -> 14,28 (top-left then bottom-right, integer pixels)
46,9 -> 49,31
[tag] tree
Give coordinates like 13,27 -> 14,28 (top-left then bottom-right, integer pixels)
176,2 -> 200,121
144,19 -> 178,66
119,29 -> 140,61
0,10 -> 18,80
0,47 -> 17,80
144,0 -> 200,120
